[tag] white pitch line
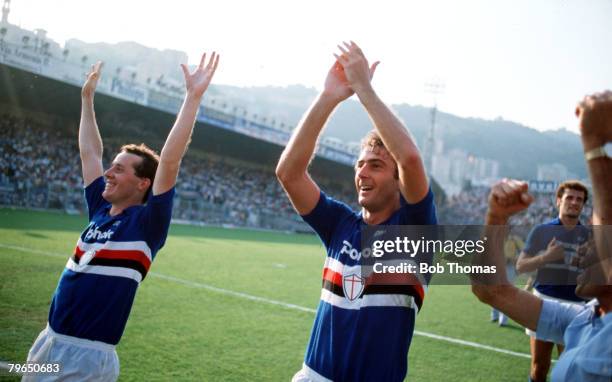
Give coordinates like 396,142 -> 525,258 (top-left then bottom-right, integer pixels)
413,331 -> 531,359
0,243 -> 534,361
150,272 -> 316,314
0,244 -> 65,258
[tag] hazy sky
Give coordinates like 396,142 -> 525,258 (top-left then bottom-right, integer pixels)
8,0 -> 612,132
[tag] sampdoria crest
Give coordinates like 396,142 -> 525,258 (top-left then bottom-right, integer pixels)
342,270 -> 364,302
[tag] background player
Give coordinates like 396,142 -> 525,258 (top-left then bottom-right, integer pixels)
515,180 -> 589,381
470,90 -> 612,382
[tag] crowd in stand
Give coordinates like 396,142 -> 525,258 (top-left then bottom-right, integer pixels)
1,114 -> 592,230
440,186 -> 593,226
0,114 -> 355,229
176,158 -> 295,224
0,115 -> 83,211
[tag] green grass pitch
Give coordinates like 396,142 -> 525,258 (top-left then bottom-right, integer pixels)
0,208 -> 536,381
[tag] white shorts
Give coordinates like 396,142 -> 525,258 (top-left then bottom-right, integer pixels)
525,289 -> 585,341
22,324 -> 119,382
292,363 -> 332,382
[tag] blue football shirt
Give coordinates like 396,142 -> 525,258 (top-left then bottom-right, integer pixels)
300,188 -> 437,381
48,176 -> 174,345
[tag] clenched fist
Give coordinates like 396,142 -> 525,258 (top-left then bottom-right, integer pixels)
487,179 -> 534,224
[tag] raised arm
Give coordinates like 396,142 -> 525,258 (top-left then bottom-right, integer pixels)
275,60 -> 355,215
152,52 -> 219,196
471,179 -> 543,331
576,90 -> 612,282
79,61 -> 104,187
336,41 -> 428,203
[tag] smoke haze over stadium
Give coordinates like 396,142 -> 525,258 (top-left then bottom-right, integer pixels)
9,0 -> 612,131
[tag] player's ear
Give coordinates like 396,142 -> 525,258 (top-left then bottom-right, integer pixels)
138,177 -> 151,193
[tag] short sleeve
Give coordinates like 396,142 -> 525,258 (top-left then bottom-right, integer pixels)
535,299 -> 584,344
397,187 -> 437,225
523,225 -> 544,256
301,191 -> 355,249
142,187 -> 175,254
84,176 -> 108,220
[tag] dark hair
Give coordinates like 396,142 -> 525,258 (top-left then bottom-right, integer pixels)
556,180 -> 588,203
120,143 -> 160,202
359,130 -> 398,178
361,130 -> 386,151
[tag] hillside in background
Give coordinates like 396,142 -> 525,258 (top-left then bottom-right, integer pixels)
65,39 -> 187,83
211,84 -> 586,180
59,39 -> 586,180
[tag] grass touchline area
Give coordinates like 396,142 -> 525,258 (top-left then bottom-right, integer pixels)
0,209 -> 534,381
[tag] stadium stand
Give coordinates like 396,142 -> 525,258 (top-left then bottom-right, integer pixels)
440,185 -> 593,225
2,112 -> 592,230
0,62 -> 591,231
0,113 -> 357,231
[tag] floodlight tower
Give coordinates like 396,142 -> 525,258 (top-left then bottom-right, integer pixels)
423,80 -> 445,173
1,0 -> 9,24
